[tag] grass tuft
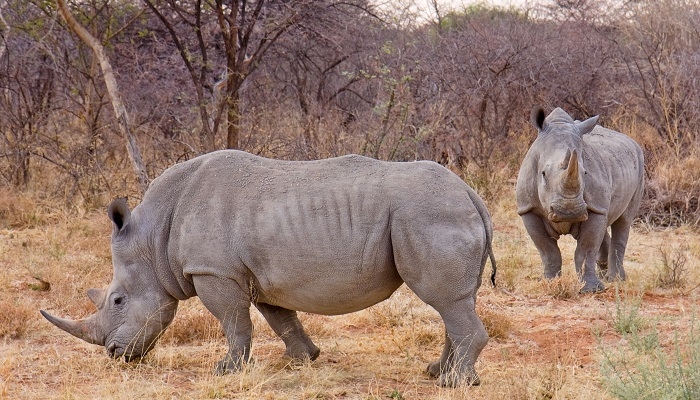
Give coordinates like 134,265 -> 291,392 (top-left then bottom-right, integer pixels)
479,308 -> 513,340
0,300 -> 35,339
538,274 -> 582,300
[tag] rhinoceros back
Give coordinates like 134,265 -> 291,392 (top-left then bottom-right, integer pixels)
581,125 -> 644,222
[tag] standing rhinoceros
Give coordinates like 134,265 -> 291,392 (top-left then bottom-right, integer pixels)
516,107 -> 644,293
41,150 -> 496,387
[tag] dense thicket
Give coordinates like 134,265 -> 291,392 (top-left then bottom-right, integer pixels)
0,0 -> 698,224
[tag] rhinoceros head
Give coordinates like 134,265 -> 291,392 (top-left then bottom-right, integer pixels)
530,107 -> 599,223
41,198 -> 178,362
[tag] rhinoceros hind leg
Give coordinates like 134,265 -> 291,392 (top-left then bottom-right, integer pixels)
392,221 -> 488,386
427,330 -> 481,387
597,231 -> 611,279
427,331 -> 452,378
433,300 -> 487,387
254,302 -> 320,361
606,218 -> 632,282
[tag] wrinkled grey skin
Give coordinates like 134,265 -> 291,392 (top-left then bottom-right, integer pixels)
516,107 -> 644,293
41,150 -> 496,387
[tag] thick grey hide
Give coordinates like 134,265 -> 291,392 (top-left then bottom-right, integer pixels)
516,107 -> 644,292
42,150 -> 495,388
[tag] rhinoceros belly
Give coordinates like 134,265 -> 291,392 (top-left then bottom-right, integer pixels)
240,185 -> 404,315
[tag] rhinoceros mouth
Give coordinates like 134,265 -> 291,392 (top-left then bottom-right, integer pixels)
548,209 -> 588,223
548,201 -> 588,222
548,211 -> 588,223
107,342 -> 143,362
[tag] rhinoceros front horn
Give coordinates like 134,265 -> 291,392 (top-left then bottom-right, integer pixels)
562,149 -> 581,193
40,310 -> 105,346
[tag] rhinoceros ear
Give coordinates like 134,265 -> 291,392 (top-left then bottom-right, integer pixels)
108,198 -> 131,232
531,107 -> 546,132
575,115 -> 599,136
87,288 -> 106,309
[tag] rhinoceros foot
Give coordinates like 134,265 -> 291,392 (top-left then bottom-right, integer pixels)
214,355 -> 254,375
427,362 -> 480,387
604,269 -> 627,283
283,342 -> 320,363
579,280 -> 606,294
436,368 -> 480,387
426,360 -> 442,378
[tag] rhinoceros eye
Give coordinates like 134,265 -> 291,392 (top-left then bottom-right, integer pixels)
114,296 -> 124,306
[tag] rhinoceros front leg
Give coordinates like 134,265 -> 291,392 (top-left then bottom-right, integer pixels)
575,213 -> 608,293
254,303 -> 320,362
192,275 -> 253,374
521,212 -> 563,278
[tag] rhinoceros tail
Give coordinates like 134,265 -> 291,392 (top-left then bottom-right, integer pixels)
488,243 -> 497,287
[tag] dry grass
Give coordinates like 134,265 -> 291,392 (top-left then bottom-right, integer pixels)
1,184 -> 700,399
537,274 -> 583,300
478,307 -> 513,340
0,300 -> 35,339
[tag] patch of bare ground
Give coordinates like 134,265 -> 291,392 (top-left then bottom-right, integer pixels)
1,194 -> 699,399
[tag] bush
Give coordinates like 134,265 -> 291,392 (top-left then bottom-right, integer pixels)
611,289 -> 645,336
601,322 -> 700,399
601,293 -> 700,399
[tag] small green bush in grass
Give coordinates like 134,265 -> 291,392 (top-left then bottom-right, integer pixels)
600,308 -> 700,399
611,288 -> 645,336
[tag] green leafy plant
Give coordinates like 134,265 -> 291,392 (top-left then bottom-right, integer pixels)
601,306 -> 700,399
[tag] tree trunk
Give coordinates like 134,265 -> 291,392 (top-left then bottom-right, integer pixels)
226,90 -> 241,149
56,0 -> 149,195
0,1 -> 8,61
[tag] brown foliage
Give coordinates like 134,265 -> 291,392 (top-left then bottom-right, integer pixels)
1,0 -> 700,225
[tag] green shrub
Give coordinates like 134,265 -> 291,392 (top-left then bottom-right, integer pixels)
600,314 -> 700,399
611,289 -> 645,335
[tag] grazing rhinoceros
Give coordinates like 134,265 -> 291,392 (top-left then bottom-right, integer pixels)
516,107 -> 644,293
41,150 -> 496,387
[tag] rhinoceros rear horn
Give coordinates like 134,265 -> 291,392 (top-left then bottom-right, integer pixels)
40,310 -> 105,346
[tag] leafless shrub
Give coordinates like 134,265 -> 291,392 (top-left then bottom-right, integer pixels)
656,245 -> 689,289
613,0 -> 700,157
639,153 -> 700,227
